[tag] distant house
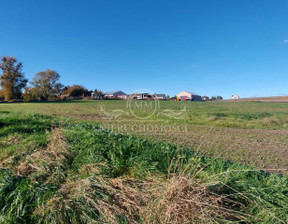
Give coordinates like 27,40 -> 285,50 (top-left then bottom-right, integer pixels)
154,94 -> 167,100
103,91 -> 127,99
176,91 -> 202,101
231,94 -> 239,99
130,93 -> 153,100
91,92 -> 104,99
129,93 -> 167,100
202,96 -> 209,101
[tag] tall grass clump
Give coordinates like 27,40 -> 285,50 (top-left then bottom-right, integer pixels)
17,128 -> 71,184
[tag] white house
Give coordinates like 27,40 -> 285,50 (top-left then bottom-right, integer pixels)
103,91 -> 127,99
154,94 -> 167,100
129,93 -> 152,100
231,94 -> 239,99
176,91 -> 202,101
128,93 -> 167,100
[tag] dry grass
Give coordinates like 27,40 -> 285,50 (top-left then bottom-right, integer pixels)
35,163 -> 251,224
143,174 -> 248,224
36,174 -> 151,224
262,117 -> 282,127
17,128 -> 70,183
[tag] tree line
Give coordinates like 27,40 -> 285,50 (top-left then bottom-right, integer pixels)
0,56 -> 223,102
0,56 -> 100,102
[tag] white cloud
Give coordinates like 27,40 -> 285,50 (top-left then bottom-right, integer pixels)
284,40 -> 288,43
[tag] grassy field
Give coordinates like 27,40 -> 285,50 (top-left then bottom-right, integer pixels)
0,112 -> 287,223
1,100 -> 288,129
0,100 -> 287,172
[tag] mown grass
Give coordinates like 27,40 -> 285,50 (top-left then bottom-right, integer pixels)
0,113 -> 287,223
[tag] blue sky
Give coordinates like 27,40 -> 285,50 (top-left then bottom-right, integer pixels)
1,0 -> 288,99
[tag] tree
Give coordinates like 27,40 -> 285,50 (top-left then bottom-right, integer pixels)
61,85 -> 89,97
0,89 -> 4,100
23,87 -> 39,101
0,56 -> 27,101
93,89 -> 103,99
211,96 -> 217,101
202,96 -> 209,101
30,69 -> 63,101
210,96 -> 223,101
